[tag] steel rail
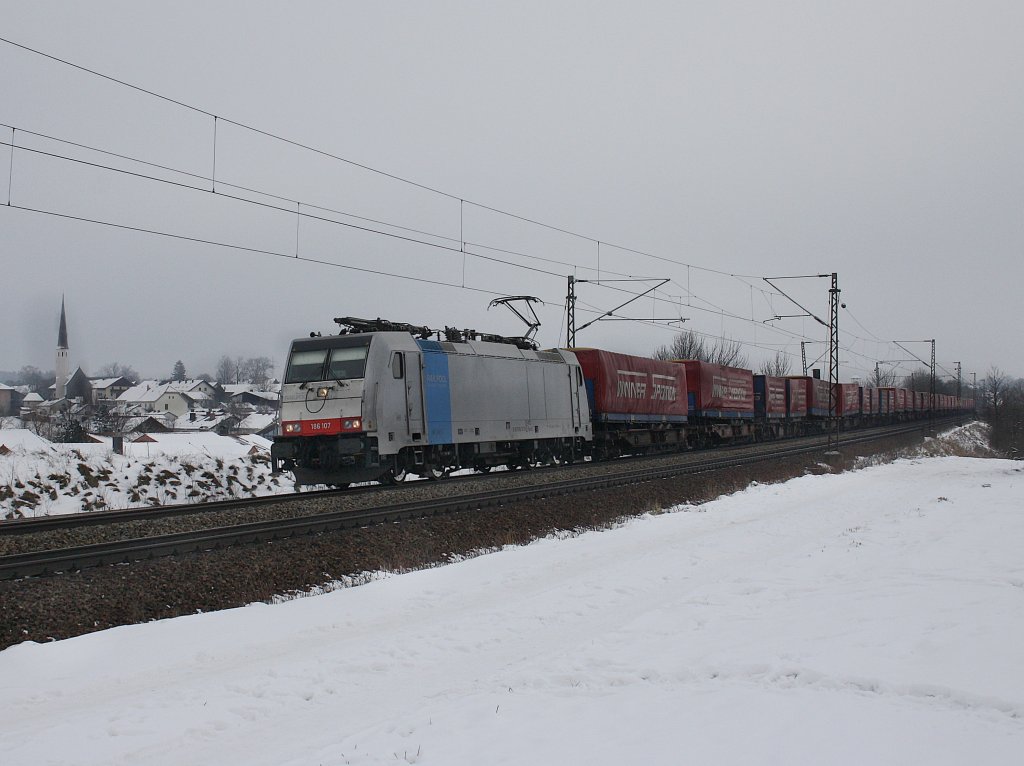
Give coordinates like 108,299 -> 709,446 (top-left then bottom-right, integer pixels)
0,421 -> 942,581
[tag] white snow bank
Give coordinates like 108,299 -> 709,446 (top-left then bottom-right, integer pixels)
0,428 -> 53,452
0,432 -> 286,517
1,455 -> 1022,765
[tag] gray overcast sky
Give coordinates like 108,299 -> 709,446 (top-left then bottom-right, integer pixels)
2,1 -> 1022,385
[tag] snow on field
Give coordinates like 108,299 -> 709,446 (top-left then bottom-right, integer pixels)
1,454 -> 1022,765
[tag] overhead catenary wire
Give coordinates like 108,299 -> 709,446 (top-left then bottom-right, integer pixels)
0,35 -> 776,281
0,126 -> 889,373
3,203 -> 535,300
0,136 -> 566,280
1,35 -> 967,374
0,125 -> 833,351
0,38 -> 833,349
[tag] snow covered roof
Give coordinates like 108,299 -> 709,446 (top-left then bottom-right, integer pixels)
238,413 -> 276,431
22,393 -> 44,402
89,377 -> 131,389
117,381 -> 162,402
221,383 -> 257,395
120,432 -> 263,458
166,379 -> 217,393
0,429 -> 53,452
171,410 -> 234,431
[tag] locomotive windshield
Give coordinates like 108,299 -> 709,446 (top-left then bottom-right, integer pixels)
284,336 -> 372,383
285,349 -> 328,383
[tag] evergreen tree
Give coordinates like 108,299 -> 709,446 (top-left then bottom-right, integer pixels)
172,360 -> 187,381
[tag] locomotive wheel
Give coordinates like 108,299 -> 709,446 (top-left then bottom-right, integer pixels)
425,465 -> 447,481
381,468 -> 407,485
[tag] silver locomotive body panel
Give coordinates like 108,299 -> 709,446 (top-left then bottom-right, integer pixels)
274,332 -> 590,484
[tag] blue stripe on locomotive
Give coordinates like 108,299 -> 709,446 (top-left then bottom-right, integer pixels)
416,341 -> 453,444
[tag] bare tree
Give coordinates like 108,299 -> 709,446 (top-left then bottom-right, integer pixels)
215,355 -> 237,385
706,338 -> 748,368
984,366 -> 1008,416
872,365 -> 899,387
759,351 -> 793,377
654,330 -> 706,361
96,361 -> 139,383
651,329 -> 749,368
655,330 -> 748,368
240,356 -> 275,388
988,376 -> 1024,457
16,365 -> 52,394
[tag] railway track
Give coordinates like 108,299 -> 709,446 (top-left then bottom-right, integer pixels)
0,420 -> 950,581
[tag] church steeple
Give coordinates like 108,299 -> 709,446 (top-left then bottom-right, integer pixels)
58,296 -> 69,350
55,296 -> 70,400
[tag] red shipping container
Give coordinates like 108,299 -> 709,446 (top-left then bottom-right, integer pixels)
573,349 -> 688,423
788,376 -> 831,416
676,361 -> 754,418
787,378 -> 807,418
754,375 -> 787,418
863,387 -> 876,415
834,383 -> 861,417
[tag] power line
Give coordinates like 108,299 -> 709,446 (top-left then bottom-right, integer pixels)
2,202 -> 525,299
1,132 -> 893,374
1,124 -> 827,354
1,36 -> 968,375
0,122 -> 463,245
0,35 -> 778,285
0,136 -> 566,280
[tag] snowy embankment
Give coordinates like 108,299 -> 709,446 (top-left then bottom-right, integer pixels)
0,431 -> 291,518
1,450 -> 1021,765
0,422 -> 997,519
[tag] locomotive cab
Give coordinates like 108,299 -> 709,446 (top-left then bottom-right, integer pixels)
272,333 -> 381,486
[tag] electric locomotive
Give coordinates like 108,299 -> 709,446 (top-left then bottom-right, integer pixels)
272,317 -> 591,487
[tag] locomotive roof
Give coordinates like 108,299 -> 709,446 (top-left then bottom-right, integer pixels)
288,332 -> 572,363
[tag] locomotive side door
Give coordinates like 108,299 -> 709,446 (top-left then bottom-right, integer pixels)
403,352 -> 425,440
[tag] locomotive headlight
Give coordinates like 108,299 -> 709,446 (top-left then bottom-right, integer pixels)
283,422 -> 302,433
316,387 -> 330,399
343,418 -> 362,430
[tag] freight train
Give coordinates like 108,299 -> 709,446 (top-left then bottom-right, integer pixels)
271,317 -> 973,487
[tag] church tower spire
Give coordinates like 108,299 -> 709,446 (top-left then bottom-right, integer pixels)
56,296 -> 69,400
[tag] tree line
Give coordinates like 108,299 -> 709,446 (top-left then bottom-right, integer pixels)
981,367 -> 1024,457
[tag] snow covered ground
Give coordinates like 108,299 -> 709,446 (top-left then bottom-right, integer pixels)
1,452 -> 1021,765
0,431 -> 289,518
